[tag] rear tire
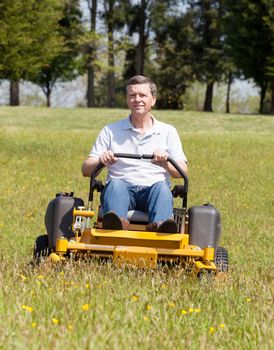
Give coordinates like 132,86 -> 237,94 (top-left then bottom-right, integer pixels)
214,246 -> 228,272
33,235 -> 50,264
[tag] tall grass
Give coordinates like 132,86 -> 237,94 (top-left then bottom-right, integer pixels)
0,107 -> 273,349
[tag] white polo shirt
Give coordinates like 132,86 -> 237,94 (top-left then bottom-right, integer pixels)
89,116 -> 187,186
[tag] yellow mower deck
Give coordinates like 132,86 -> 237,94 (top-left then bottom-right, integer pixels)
50,227 -> 217,273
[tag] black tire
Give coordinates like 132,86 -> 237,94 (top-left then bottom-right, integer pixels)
33,235 -> 50,264
214,246 -> 228,272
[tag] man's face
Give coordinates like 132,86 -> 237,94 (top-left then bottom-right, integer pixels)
127,83 -> 156,117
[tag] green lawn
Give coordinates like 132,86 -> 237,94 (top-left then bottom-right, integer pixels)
0,107 -> 273,349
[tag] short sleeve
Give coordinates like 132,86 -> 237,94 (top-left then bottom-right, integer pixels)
167,126 -> 187,163
89,127 -> 110,158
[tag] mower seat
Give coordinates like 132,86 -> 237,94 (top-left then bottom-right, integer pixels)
127,210 -> 149,223
98,207 -> 149,224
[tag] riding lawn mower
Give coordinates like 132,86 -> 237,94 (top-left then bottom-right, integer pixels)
34,153 -> 228,276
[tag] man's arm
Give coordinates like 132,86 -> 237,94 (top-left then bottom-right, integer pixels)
82,157 -> 100,177
166,159 -> 188,178
82,151 -> 118,177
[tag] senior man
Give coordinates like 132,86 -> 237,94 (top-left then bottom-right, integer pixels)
82,75 -> 188,232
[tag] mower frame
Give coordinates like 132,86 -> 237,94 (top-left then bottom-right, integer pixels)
45,153 -> 222,274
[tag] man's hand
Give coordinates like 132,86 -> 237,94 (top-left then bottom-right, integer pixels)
152,149 -> 188,178
99,150 -> 118,166
152,150 -> 169,168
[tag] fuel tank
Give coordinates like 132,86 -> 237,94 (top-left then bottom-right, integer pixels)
188,204 -> 221,250
45,192 -> 84,250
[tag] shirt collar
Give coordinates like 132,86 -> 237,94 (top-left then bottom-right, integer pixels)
123,115 -> 161,134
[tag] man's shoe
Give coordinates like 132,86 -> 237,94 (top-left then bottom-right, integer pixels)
157,219 -> 178,233
102,211 -> 130,230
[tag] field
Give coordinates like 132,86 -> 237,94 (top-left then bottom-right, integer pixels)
0,107 -> 273,349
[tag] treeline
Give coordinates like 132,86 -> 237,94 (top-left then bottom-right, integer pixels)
0,0 -> 273,113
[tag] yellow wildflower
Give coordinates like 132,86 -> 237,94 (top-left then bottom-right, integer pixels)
37,275 -> 44,279
131,295 -> 138,302
181,309 -> 188,315
220,323 -> 225,328
22,305 -> 33,313
82,304 -> 90,311
146,304 -> 153,311
209,327 -> 215,334
188,307 -> 194,313
246,298 -> 251,303
52,318 -> 59,325
194,308 -> 201,313
67,325 -> 73,331
20,274 -> 27,282
86,283 -> 90,289
143,316 -> 149,321
31,322 -> 37,328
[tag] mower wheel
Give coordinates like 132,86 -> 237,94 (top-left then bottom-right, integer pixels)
214,246 -> 228,272
33,234 -> 50,264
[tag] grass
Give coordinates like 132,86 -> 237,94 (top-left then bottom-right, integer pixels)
0,106 -> 273,349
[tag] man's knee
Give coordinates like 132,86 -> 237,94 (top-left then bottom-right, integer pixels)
151,181 -> 171,197
105,179 -> 127,192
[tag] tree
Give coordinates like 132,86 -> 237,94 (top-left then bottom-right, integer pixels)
30,0 -> 84,107
101,0 -> 126,107
85,0 -> 98,107
151,9 -> 196,109
0,0 -> 64,105
187,0 -> 228,112
224,0 -> 274,114
123,0 -> 175,80
262,0 -> 274,114
126,0 -> 153,76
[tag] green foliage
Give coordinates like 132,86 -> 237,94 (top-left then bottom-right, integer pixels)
29,0 -> 84,106
187,0 -> 227,83
0,107 -> 273,349
0,0 -> 64,80
151,9 -> 196,109
223,0 -> 274,86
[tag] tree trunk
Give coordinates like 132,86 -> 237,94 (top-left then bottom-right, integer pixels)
259,81 -> 268,114
46,90 -> 51,107
203,82 -> 214,112
86,0 -> 97,107
87,66 -> 95,107
136,0 -> 147,75
226,73 -> 232,114
271,82 -> 274,115
10,80 -> 20,106
107,27 -> 115,108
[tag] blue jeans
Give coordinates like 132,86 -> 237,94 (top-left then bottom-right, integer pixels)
101,179 -> 173,223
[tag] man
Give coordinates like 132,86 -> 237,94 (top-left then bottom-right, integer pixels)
82,75 -> 188,232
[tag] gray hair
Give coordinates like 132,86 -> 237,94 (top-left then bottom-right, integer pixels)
126,75 -> 157,97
